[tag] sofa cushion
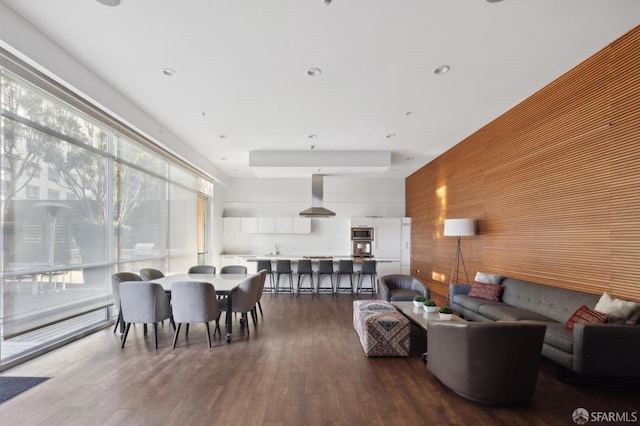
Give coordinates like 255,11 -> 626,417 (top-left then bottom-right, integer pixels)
594,292 -> 640,323
468,281 -> 504,302
564,305 -> 609,331
541,322 -> 574,354
478,304 -> 554,322
453,295 -> 504,313
501,278 -> 600,323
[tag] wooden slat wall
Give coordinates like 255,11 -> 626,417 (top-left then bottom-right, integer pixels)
406,25 -> 640,304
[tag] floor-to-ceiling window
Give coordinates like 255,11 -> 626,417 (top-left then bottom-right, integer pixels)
0,65 -> 212,369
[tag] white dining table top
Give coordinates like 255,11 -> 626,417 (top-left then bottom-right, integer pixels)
151,273 -> 256,292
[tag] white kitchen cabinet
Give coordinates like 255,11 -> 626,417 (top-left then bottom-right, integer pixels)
350,217 -> 374,228
376,258 -> 402,277
258,217 -> 276,233
275,217 -> 293,233
225,217 -> 311,234
292,217 -> 311,233
220,255 -> 254,272
220,255 -> 239,267
372,217 -> 402,258
223,217 -> 242,233
241,217 -> 258,233
401,217 -> 411,271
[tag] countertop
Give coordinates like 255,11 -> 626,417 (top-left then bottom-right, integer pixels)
222,254 -> 399,263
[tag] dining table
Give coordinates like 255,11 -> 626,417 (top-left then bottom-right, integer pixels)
150,273 -> 256,343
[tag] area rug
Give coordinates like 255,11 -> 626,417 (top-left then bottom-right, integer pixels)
0,376 -> 49,404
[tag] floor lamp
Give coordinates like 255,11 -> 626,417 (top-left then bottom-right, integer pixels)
444,218 -> 475,303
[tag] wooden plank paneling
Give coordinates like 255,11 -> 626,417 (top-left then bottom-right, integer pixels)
406,25 -> 640,302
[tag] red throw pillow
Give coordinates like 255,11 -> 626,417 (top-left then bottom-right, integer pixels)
467,281 -> 504,302
564,305 -> 609,331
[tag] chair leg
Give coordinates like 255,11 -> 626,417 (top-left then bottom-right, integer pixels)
205,322 -> 212,348
143,323 -> 148,335
113,310 -> 122,333
185,323 -> 190,337
153,323 -> 159,349
215,320 -> 221,336
258,300 -> 263,316
245,313 -> 250,335
251,308 -> 258,326
172,323 -> 182,349
121,323 -> 131,348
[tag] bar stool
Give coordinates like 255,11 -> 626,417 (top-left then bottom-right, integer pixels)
336,260 -> 354,296
275,259 -> 294,295
317,260 -> 335,294
256,259 -> 274,294
296,259 -> 315,295
357,260 -> 377,294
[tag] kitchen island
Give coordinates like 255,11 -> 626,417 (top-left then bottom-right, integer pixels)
219,254 -> 402,280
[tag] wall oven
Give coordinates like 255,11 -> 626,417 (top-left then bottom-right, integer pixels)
352,240 -> 373,257
351,227 -> 374,241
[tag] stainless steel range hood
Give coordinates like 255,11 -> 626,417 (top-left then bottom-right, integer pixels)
299,174 -> 336,218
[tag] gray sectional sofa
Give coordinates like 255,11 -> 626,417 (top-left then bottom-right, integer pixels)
450,277 -> 640,378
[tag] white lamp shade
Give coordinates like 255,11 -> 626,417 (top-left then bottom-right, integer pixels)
443,218 -> 475,236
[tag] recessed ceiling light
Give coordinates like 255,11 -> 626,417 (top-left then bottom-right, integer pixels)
433,65 -> 450,75
96,0 -> 121,6
405,111 -> 413,116
386,133 -> 396,138
219,134 -> 228,139
308,134 -> 318,139
307,68 -> 322,77
220,157 -> 227,161
406,156 -> 414,161
161,68 -> 177,77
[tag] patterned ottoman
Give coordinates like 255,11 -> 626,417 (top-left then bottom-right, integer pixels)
353,300 -> 410,357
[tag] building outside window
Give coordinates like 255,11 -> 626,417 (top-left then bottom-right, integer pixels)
25,184 -> 39,199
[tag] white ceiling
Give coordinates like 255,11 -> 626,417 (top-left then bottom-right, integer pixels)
2,0 -> 640,181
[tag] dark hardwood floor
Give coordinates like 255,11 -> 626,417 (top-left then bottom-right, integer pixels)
0,294 -> 638,425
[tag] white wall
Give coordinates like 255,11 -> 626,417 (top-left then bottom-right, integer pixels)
221,176 -> 405,256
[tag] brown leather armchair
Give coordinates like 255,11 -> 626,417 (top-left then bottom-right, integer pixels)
378,274 -> 429,301
426,321 -> 546,405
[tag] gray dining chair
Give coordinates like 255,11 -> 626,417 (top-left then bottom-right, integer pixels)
218,274 -> 261,335
255,269 -> 267,319
111,272 -> 142,333
170,281 -> 220,349
139,268 -> 165,281
119,281 -> 174,349
220,265 -> 247,274
188,265 -> 216,274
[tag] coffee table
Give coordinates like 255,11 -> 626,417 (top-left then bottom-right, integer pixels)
391,301 -> 466,362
